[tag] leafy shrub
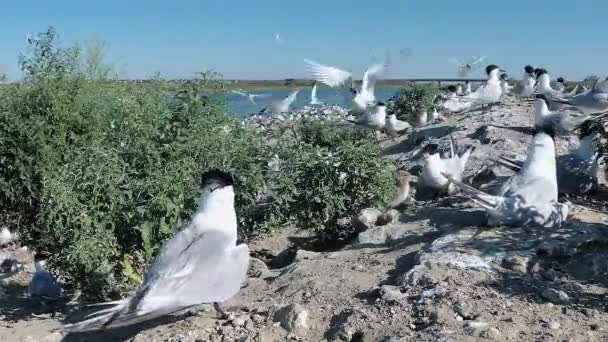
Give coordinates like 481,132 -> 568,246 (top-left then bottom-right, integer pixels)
264,122 -> 396,244
387,85 -> 440,122
0,27 -> 396,298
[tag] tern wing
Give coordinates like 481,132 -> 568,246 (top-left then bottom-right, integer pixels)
65,229 -> 249,332
304,59 -> 352,88
231,90 -> 249,97
361,58 -> 388,98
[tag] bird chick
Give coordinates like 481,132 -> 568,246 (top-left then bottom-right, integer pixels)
389,172 -> 418,208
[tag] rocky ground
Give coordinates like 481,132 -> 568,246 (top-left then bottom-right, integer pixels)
2,97 -> 608,342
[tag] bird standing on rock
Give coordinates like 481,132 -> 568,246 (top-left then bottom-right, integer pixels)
64,169 -> 250,332
389,172 -> 417,208
497,119 -> 604,195
460,65 -> 505,112
444,123 -> 568,228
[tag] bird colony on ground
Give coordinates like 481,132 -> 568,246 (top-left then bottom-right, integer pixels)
2,50 -> 607,335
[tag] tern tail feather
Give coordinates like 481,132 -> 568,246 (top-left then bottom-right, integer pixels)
441,172 -> 500,209
495,156 -> 523,172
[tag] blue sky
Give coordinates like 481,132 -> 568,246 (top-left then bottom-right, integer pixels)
0,0 -> 606,80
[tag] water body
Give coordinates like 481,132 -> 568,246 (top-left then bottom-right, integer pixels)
226,87 -> 401,117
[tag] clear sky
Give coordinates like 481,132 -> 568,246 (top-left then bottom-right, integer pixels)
1,0 -> 606,80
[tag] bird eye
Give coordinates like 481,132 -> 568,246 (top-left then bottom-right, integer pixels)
208,184 -> 221,192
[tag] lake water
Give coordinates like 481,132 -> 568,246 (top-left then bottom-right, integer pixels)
226,87 -> 401,118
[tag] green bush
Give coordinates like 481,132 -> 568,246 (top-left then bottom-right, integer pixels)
0,27 -> 396,298
387,84 -> 440,122
265,121 -> 396,243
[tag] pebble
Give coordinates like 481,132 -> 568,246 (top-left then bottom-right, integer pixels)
273,304 -> 310,335
354,208 -> 383,231
465,321 -> 490,335
231,315 -> 247,328
548,321 -> 561,330
541,288 -> 570,304
379,285 -> 406,304
485,327 -> 502,341
541,269 -> 559,281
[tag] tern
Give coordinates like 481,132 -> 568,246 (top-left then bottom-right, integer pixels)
448,56 -> 488,77
444,123 -> 568,228
64,169 -> 250,332
419,135 -> 475,194
497,119 -> 604,195
309,83 -> 324,105
231,90 -> 270,105
550,78 -> 608,116
460,65 -> 505,111
516,65 -> 537,98
271,90 -> 299,114
304,55 -> 389,114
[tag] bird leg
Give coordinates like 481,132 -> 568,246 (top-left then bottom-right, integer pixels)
213,302 -> 230,319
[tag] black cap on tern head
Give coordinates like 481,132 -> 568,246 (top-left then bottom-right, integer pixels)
524,65 -> 534,74
448,85 -> 457,92
534,68 -> 547,78
200,168 -> 235,189
485,64 -> 499,75
557,77 -> 565,83
377,101 -> 386,107
534,93 -> 548,102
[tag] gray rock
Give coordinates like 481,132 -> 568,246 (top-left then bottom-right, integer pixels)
356,226 -> 389,246
231,315 -> 247,327
294,250 -> 321,262
465,321 -> 490,336
548,321 -> 561,330
421,287 -> 447,299
379,285 -> 406,304
502,254 -> 531,273
381,337 -> 406,342
485,327 -> 503,341
536,240 -> 571,257
541,288 -> 570,304
248,257 -> 270,278
273,304 -> 309,335
377,209 -> 401,226
454,303 -> 474,320
541,269 -> 559,281
354,208 -> 383,232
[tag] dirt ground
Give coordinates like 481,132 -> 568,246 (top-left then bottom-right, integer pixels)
1,97 -> 608,342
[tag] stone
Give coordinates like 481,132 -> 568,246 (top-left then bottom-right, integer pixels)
548,321 -> 561,330
353,208 -> 383,232
541,269 -> 559,281
379,285 -> 406,304
356,226 -> 389,246
377,209 -> 401,226
454,302 -> 474,320
248,257 -> 270,278
231,315 -> 247,327
541,288 -> 570,304
294,250 -> 321,262
502,254 -> 531,273
485,327 -> 503,341
465,321 -> 490,336
273,304 -> 310,335
536,240 -> 571,257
